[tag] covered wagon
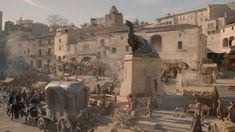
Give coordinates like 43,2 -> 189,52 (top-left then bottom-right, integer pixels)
37,81 -> 90,132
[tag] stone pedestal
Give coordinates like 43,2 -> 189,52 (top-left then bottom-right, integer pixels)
120,55 -> 162,97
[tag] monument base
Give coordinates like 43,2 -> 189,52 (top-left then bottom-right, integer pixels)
120,55 -> 162,97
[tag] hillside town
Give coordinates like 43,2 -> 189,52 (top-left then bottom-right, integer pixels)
1,1 -> 235,132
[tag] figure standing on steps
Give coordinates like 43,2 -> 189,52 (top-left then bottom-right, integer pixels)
216,99 -> 224,121
191,113 -> 202,132
145,96 -> 153,117
126,20 -> 159,58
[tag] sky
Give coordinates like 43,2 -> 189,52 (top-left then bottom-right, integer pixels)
0,0 -> 234,27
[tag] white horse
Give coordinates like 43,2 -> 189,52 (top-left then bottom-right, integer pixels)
0,92 -> 9,109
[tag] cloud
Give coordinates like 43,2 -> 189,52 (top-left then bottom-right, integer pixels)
137,0 -> 162,4
124,14 -> 137,21
23,0 -> 55,13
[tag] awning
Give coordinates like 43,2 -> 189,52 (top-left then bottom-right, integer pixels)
32,81 -> 49,89
0,78 -> 15,83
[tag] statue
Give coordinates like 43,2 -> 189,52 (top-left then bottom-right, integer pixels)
126,20 -> 159,58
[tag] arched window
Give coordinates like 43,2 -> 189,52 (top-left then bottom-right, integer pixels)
223,38 -> 229,47
151,35 -> 162,51
58,56 -> 61,61
229,36 -> 234,47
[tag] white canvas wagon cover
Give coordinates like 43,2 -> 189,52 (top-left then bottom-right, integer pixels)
45,81 -> 89,113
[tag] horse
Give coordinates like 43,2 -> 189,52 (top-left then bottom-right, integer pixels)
187,103 -> 211,120
24,104 -> 46,125
7,102 -> 26,120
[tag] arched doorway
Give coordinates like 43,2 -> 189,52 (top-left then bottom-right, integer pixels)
223,38 -> 229,47
150,35 -> 162,51
229,36 -> 234,46
58,56 -> 62,61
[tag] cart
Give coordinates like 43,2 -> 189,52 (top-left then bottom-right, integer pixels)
37,81 -> 90,132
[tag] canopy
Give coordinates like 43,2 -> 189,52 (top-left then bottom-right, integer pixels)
45,81 -> 89,112
31,81 -> 48,89
0,78 -> 14,84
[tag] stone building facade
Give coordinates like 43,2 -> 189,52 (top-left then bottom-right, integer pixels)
155,4 -> 235,55
105,5 -> 123,27
54,24 -> 206,79
0,6 -> 207,78
221,23 -> 235,53
0,11 -> 2,34
5,34 -> 54,73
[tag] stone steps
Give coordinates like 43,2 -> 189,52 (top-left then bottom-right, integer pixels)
138,110 -> 207,132
157,96 -> 188,110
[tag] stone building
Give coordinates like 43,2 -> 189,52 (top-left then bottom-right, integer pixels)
51,6 -> 207,79
32,23 -> 50,38
0,11 -> 2,34
155,4 -> 235,56
12,34 -> 55,71
4,21 -> 15,35
221,23 -> 235,53
54,28 -> 78,61
54,24 -> 206,80
23,35 -> 55,70
90,18 -> 105,28
105,5 -> 123,27
145,25 -> 207,70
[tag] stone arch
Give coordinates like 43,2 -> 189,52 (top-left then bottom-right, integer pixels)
229,36 -> 234,46
223,38 -> 229,47
150,35 -> 162,51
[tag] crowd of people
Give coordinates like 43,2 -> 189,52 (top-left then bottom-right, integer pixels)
0,87 -> 45,120
183,90 -> 212,98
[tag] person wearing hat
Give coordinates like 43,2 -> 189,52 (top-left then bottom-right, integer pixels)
191,113 -> 202,132
227,100 -> 235,122
217,99 -> 224,121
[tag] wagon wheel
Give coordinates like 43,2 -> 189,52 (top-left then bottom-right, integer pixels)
57,118 -> 73,132
38,117 -> 47,132
113,115 -> 125,128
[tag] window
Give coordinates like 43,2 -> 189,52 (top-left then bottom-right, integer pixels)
48,48 -> 51,55
59,39 -> 61,43
38,60 -> 42,68
39,40 -> 42,45
0,51 -> 3,57
27,49 -> 30,54
30,60 -> 34,66
48,39 -> 51,44
126,46 -> 130,52
223,29 -> 225,33
208,23 -> 214,29
97,51 -> 101,58
232,26 -> 234,30
59,46 -> 62,51
178,41 -> 183,50
179,32 -> 182,37
39,49 -> 42,56
103,51 -> 107,56
112,48 -> 116,54
100,39 -> 105,46
120,36 -> 124,40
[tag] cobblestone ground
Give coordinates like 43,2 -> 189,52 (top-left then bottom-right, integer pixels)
0,106 -> 208,132
0,107 -> 40,132
0,106 -> 132,132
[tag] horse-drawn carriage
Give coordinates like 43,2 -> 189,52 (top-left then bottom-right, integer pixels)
37,81 -> 91,132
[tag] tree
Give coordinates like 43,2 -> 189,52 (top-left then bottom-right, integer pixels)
46,15 -> 69,32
